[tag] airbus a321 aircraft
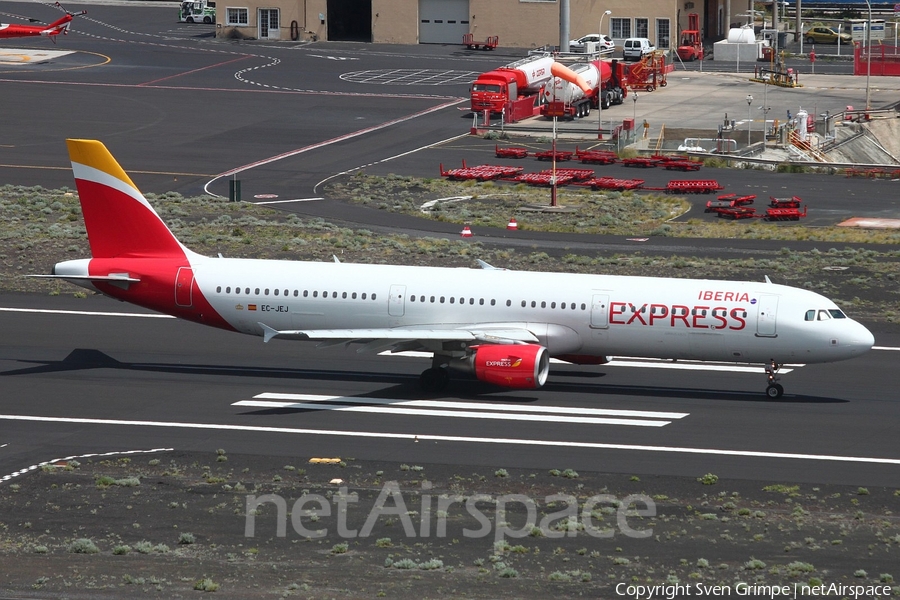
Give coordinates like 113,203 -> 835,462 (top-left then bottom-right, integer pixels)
42,140 -> 874,398
0,3 -> 85,40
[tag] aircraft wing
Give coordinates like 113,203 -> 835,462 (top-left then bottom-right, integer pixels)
257,322 -> 539,350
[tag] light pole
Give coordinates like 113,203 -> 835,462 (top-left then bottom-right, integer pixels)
598,10 -> 611,44
632,91 -> 638,123
746,94 -> 753,146
596,11 -> 611,140
864,0 -> 872,110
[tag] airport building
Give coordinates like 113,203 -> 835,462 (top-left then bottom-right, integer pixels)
215,0 -> 747,50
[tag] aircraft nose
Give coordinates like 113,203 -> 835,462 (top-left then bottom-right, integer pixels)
844,321 -> 875,356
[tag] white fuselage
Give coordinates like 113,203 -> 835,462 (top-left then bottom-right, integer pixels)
188,256 -> 873,365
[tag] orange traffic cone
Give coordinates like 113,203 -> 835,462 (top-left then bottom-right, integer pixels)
460,225 -> 473,238
506,218 -> 518,231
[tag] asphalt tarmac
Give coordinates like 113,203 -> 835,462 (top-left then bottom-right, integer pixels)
1,1 -> 899,489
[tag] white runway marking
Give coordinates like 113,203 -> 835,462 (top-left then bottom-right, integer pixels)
1,414 -> 898,466
232,393 -> 687,427
235,393 -> 680,427
0,447 -> 172,483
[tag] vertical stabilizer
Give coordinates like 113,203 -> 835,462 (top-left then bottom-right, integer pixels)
66,139 -> 186,259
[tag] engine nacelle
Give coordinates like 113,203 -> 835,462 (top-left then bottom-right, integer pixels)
473,344 -> 549,389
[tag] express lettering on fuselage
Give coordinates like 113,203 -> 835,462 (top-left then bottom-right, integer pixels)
609,299 -> 748,330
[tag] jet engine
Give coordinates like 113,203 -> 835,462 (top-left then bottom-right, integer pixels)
472,344 -> 549,389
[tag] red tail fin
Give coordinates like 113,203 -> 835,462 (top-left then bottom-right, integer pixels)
66,139 -> 186,259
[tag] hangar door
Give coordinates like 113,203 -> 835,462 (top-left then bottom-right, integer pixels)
327,0 -> 372,42
419,0 -> 469,44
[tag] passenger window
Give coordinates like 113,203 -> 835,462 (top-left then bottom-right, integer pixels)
245,288 -> 250,294
333,292 -> 338,298
313,291 -> 318,297
342,292 -> 347,299
274,289 -> 279,296
531,301 -> 536,308
805,310 -> 815,321
352,292 -> 357,299
581,304 -> 586,310
303,290 -> 308,297
440,297 -> 445,303
255,288 -> 260,295
430,296 -> 435,303
551,302 -> 556,309
491,299 -> 496,306
541,301 -> 546,308
371,293 -> 376,300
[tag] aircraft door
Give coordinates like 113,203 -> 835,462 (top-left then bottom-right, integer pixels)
388,284 -> 406,317
756,294 -> 778,337
175,267 -> 194,307
590,294 -> 609,328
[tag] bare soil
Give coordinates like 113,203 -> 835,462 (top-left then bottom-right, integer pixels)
0,452 -> 898,599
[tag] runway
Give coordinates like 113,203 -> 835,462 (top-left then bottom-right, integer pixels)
1,294 -> 898,488
1,1 -> 899,491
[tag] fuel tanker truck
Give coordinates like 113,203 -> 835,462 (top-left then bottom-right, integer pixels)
540,60 -> 627,120
470,54 -> 555,115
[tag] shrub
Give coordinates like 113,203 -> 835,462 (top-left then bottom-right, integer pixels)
67,538 -> 99,554
194,578 -> 219,592
178,533 -> 195,545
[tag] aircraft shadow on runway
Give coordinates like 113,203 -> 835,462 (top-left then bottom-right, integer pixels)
1,348 -> 850,406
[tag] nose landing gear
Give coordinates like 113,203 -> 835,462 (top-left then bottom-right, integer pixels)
765,360 -> 784,398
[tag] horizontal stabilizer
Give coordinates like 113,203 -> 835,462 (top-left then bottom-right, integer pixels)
30,274 -> 141,283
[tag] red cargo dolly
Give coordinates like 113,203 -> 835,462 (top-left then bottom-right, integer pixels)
663,160 -> 702,171
665,180 -> 724,194
622,157 -> 660,168
764,205 -> 807,221
580,177 -> 645,191
705,194 -> 756,211
534,149 -> 573,161
463,34 -> 499,50
538,168 -> 594,181
440,161 -> 524,181
768,196 -> 801,209
715,206 -> 758,219
495,145 -> 529,159
575,147 -> 618,164
512,172 -> 575,186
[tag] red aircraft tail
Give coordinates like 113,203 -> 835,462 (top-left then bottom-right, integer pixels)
66,139 -> 187,259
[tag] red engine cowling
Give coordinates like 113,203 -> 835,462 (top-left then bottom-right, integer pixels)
473,344 -> 549,389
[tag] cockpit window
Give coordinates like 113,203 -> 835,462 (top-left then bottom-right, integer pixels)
805,310 -> 815,321
818,310 -> 831,321
828,309 -> 847,319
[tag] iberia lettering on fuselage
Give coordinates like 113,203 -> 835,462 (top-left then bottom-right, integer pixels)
609,299 -> 749,330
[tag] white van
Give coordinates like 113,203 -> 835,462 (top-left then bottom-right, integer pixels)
623,38 -> 655,60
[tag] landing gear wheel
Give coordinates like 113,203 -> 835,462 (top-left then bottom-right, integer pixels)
419,367 -> 449,392
764,360 -> 783,399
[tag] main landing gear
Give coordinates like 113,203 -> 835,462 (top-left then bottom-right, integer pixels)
419,367 -> 449,392
765,360 -> 784,399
